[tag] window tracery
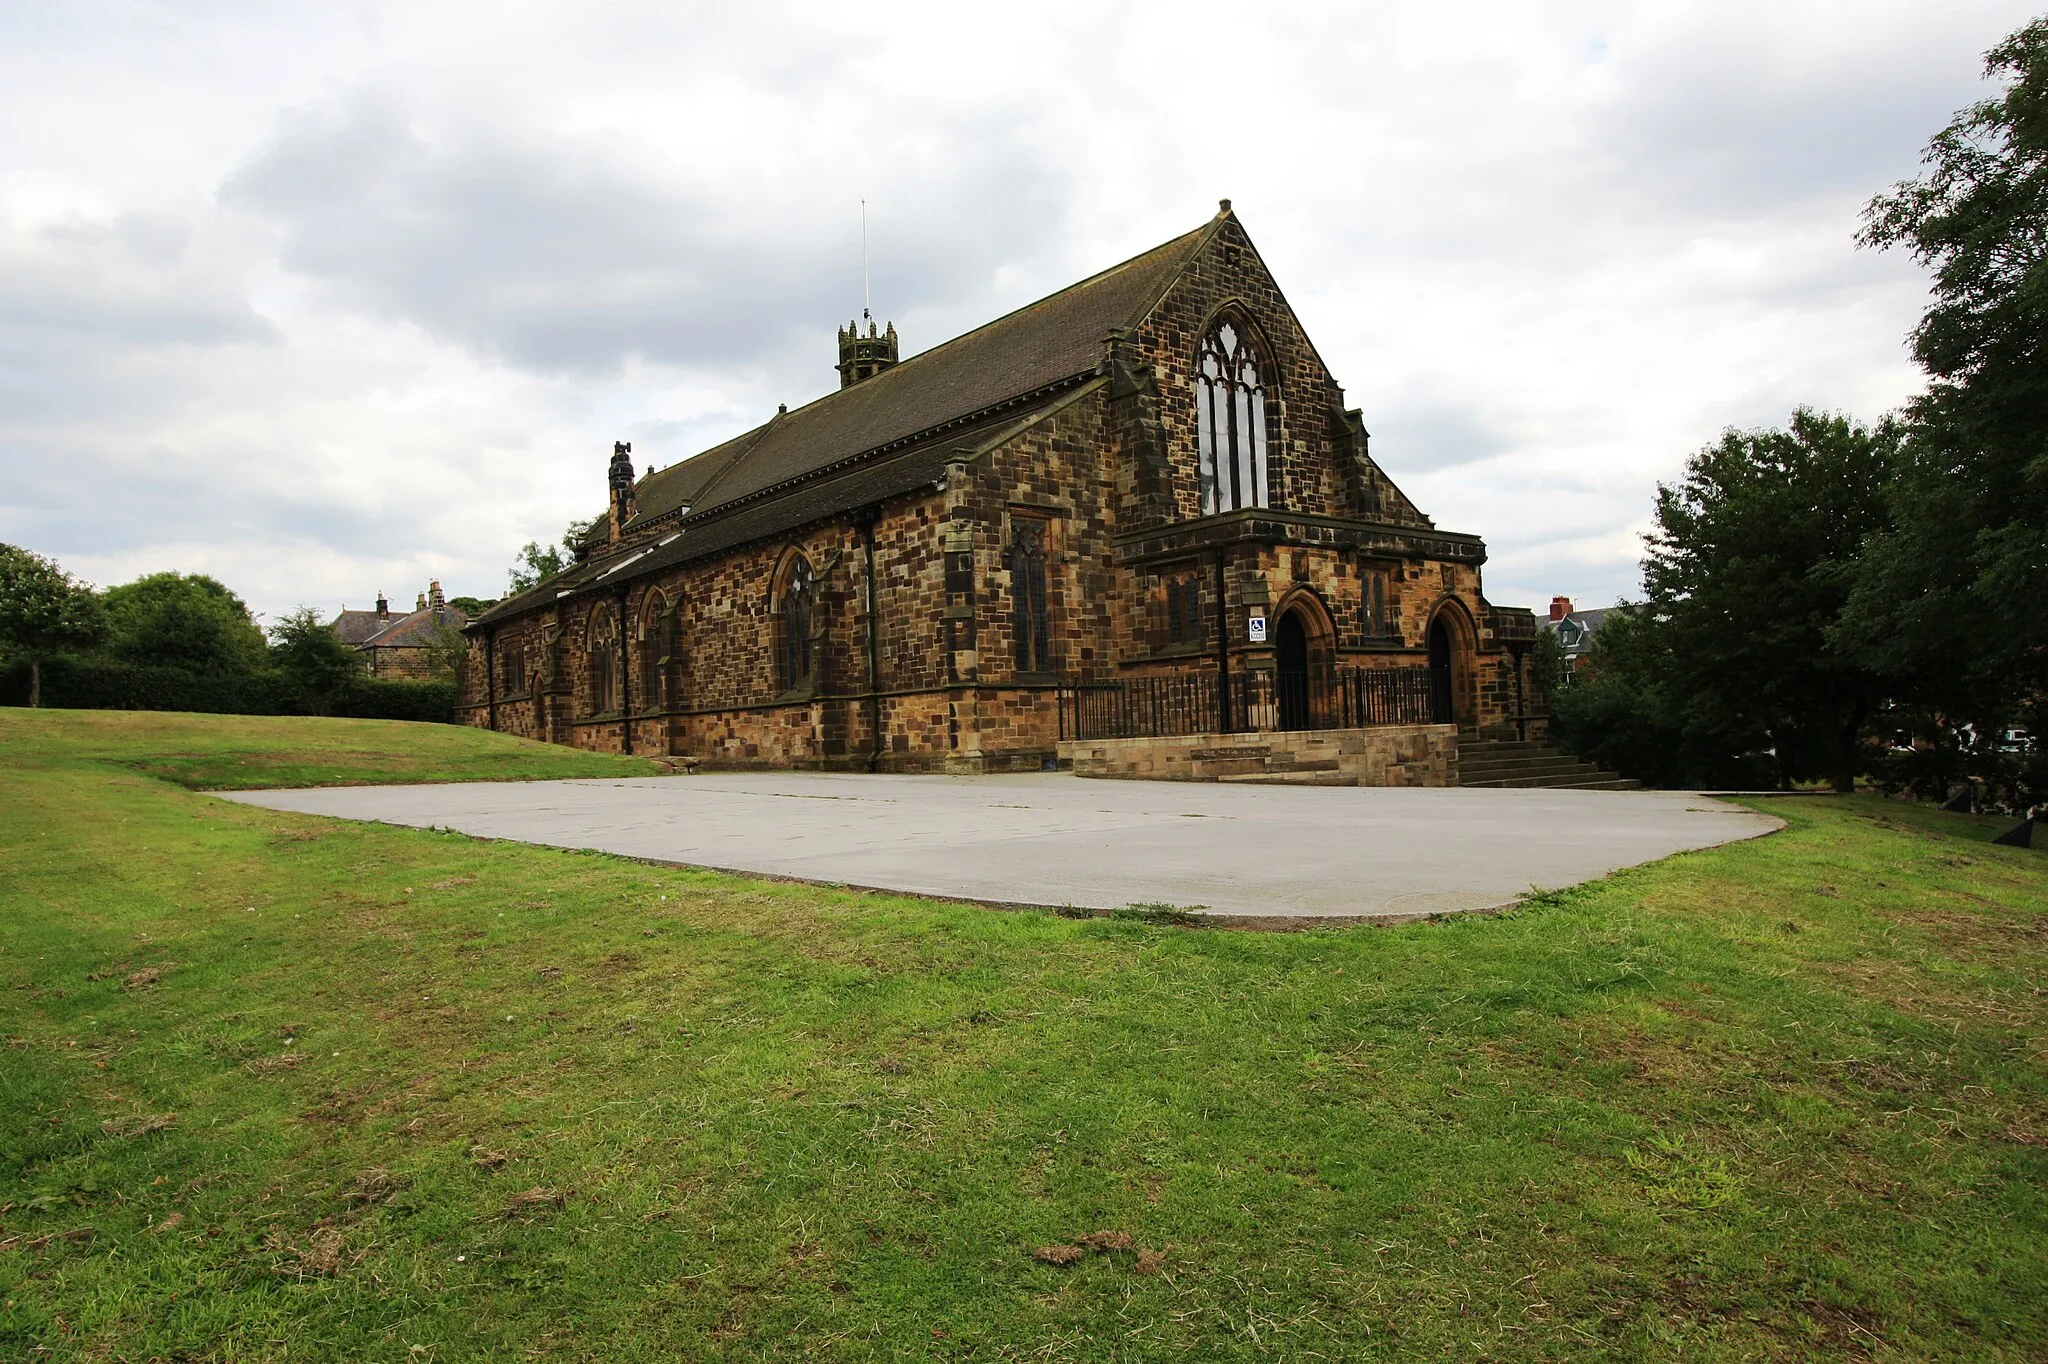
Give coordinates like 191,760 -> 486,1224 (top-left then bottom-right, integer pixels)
1195,320 -> 1269,515
638,594 -> 678,711
777,555 -> 816,692
585,610 -> 618,716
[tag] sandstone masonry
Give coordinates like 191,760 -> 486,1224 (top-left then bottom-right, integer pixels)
459,205 -> 1545,779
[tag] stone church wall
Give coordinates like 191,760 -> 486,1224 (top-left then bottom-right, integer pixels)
456,212 -> 1542,764
1128,216 -> 1428,533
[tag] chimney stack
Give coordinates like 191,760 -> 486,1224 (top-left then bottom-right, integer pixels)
375,592 -> 389,619
1549,596 -> 1574,622
416,591 -> 427,612
836,317 -> 899,388
607,440 -> 637,541
429,580 -> 445,611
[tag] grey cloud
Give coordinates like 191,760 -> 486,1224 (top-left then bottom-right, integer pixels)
219,90 -> 1069,377
1588,21 -> 1998,217
1368,402 -> 1523,474
0,231 -> 277,357
0,441 -> 394,560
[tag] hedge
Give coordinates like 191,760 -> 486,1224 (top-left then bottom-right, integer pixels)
0,657 -> 457,724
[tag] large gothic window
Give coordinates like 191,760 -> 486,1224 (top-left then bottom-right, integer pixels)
777,555 -> 816,692
1010,517 -> 1051,674
1195,321 -> 1270,515
585,610 -> 618,716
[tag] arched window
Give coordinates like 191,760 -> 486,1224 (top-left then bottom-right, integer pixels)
777,554 -> 815,692
585,610 -> 618,716
637,593 -> 678,711
1195,320 -> 1269,515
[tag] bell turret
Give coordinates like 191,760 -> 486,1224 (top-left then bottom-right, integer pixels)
836,315 -> 898,389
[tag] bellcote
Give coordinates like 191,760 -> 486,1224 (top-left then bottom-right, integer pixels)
836,316 -> 899,388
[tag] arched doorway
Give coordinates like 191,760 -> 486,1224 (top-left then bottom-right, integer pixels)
1425,599 -> 1478,730
1426,616 -> 1454,726
1276,609 -> 1311,730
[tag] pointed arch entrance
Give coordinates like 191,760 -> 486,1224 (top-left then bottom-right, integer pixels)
1425,599 -> 1478,730
1271,589 -> 1335,731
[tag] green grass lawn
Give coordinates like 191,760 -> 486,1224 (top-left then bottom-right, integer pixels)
0,708 -> 662,790
1,711 -> 2043,1360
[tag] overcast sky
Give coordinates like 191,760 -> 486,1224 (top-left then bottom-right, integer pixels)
2,1 -> 2036,623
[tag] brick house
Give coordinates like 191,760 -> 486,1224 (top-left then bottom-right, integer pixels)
1546,596 -> 1623,678
332,584 -> 468,679
459,204 -> 1546,777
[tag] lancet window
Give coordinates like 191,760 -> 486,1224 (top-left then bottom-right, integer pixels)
1195,320 -> 1270,515
1010,517 -> 1051,673
1165,575 -> 1203,647
585,610 -> 618,716
638,594 -> 679,711
777,555 -> 816,692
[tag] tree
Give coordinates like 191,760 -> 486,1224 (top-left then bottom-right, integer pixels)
102,572 -> 268,674
268,606 -> 363,714
0,544 -> 107,707
1549,606 -> 1778,790
506,518 -> 598,594
416,617 -> 472,680
1845,17 -> 2048,792
1640,410 -> 1901,792
1530,624 -> 1570,698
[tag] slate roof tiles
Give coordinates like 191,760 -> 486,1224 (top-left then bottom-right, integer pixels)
474,212 -> 1225,629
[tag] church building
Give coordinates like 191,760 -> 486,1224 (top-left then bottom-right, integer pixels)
459,204 -> 1545,780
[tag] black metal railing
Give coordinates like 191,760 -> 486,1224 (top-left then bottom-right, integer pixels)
1058,665 -> 1445,741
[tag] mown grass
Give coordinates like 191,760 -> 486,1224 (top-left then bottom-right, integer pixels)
0,709 -> 660,790
1,711 -> 2043,1360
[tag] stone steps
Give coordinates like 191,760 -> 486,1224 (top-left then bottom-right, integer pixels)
1457,739 -> 1639,791
1462,774 -> 1641,791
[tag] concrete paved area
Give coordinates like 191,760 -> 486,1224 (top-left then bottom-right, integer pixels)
222,772 -> 1782,923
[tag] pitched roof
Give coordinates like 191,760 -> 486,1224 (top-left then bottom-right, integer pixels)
331,608 -> 392,645
1554,606 -> 1626,656
627,215 -> 1218,527
473,210 -> 1227,630
332,608 -> 387,644
362,605 -> 468,649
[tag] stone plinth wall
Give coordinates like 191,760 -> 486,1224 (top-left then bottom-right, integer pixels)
1059,724 -> 1457,787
